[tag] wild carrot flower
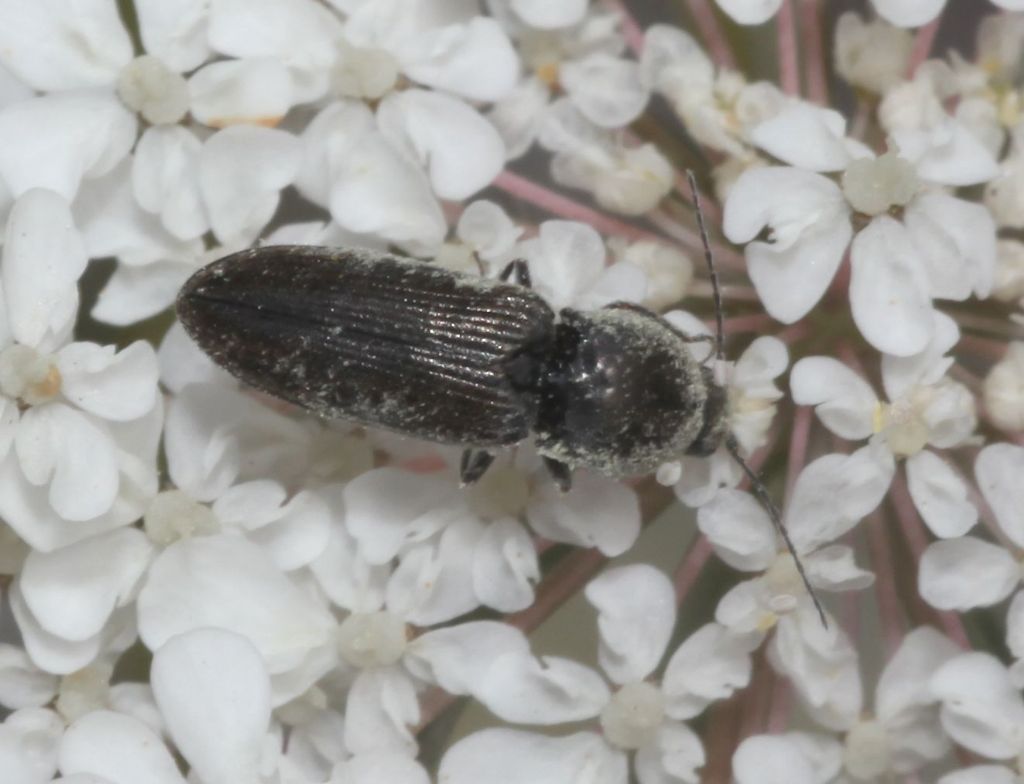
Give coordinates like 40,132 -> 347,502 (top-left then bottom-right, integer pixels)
0,2 -> 1022,782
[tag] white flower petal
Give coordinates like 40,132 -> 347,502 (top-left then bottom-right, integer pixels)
456,200 -> 521,261
723,167 -> 852,323
526,471 -> 640,556
377,89 -> 504,201
93,262 -> 194,327
343,468 -> 457,564
188,57 -> 292,129
309,487 -> 389,613
1007,591 -> 1024,663
0,0 -> 132,91
561,54 -> 647,129
9,582 -> 109,674
938,767 -> 1020,784
20,528 -> 151,642
403,18 -> 519,102
715,0 -> 785,25
904,191 -> 996,300
3,188 -> 86,350
697,489 -> 777,571
732,336 -> 788,394
751,104 -> 855,172
0,451 -> 126,553
59,711 -> 185,784
331,754 -> 430,784
803,545 -> 875,591
476,652 -> 610,724
931,652 -> 1024,759
585,564 -> 676,684
472,518 -> 539,613
343,667 -> 419,756
976,443 -> 1024,548
208,0 -> 343,103
0,644 -> 58,709
892,123 -> 1000,186
137,533 -> 335,675
328,129 -> 446,254
0,708 -> 63,783
388,519 -> 481,626
439,728 -> 625,784
790,356 -> 878,440
715,579 -> 770,634
662,623 -> 760,720
20,405 -> 121,523
0,92 -> 136,201
733,732 -> 843,784
57,342 -> 159,423
785,445 -> 895,553
132,125 -> 207,241
876,626 -> 961,723
906,450 -> 977,538
869,0 -> 946,27
510,0 -> 588,29
768,613 -> 862,730
850,215 -> 934,356
576,262 -> 648,310
198,125 -> 301,246
135,0 -> 211,72
521,220 -> 606,311
880,310 -> 960,400
635,721 -> 705,784
406,621 -> 530,696
151,628 -> 271,784
918,537 -> 1018,611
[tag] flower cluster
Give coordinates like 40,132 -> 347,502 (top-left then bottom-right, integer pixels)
1,1 -> 1024,783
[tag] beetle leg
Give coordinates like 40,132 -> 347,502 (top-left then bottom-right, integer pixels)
460,448 -> 496,485
542,456 -> 572,492
499,259 -> 532,289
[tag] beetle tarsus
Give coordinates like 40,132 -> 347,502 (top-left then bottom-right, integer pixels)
459,449 -> 496,486
499,259 -> 531,289
542,456 -> 572,492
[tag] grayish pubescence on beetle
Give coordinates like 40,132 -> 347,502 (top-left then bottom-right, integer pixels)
532,305 -> 718,476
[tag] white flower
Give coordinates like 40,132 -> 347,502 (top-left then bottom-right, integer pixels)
486,4 -> 646,160
150,628 -> 272,784
737,626 -> 958,781
791,318 -> 979,538
985,343 -> 1024,432
440,565 -> 758,784
834,12 -> 913,94
0,707 -> 64,783
725,101 -> 997,354
0,190 -> 161,552
918,444 -> 1024,646
714,0 -> 783,25
930,651 -> 1024,780
516,218 -> 646,311
537,99 -> 671,215
644,26 -> 775,160
137,531 -> 338,705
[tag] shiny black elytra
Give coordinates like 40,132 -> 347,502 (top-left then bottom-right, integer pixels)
175,246 -> 726,489
175,172 -> 826,625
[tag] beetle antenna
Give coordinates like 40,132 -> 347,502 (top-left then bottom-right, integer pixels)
685,170 -> 725,362
725,435 -> 829,628
685,170 -> 828,627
